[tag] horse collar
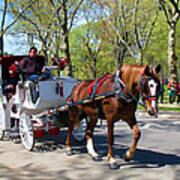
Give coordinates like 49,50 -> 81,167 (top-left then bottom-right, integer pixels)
114,70 -> 139,104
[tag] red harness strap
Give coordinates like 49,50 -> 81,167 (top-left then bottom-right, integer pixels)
146,97 -> 157,101
88,74 -> 111,94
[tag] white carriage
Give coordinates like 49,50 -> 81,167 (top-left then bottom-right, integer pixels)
0,55 -> 86,151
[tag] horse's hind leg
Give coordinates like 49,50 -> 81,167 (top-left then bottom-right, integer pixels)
124,123 -> 141,161
65,118 -> 75,155
65,107 -> 78,155
107,120 -> 119,169
86,116 -> 101,161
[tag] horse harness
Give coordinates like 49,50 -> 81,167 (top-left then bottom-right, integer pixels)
114,70 -> 160,107
67,70 -> 160,109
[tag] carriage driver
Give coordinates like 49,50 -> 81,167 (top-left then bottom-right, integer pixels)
19,47 -> 51,81
19,47 -> 51,103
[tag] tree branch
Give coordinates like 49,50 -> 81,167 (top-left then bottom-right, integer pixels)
134,0 -> 142,49
69,0 -> 84,32
3,0 -> 37,33
158,0 -> 171,26
144,11 -> 159,50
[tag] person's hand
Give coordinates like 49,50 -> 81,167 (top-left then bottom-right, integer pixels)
7,84 -> 13,89
42,66 -> 46,72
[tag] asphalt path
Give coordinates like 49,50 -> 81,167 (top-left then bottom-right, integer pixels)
0,110 -> 180,180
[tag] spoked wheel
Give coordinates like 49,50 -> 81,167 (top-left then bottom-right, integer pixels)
72,118 -> 87,143
19,112 -> 35,151
0,129 -> 5,140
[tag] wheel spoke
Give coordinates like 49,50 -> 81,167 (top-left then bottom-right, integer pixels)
20,113 -> 34,151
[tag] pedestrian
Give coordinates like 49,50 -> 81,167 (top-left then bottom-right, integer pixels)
177,81 -> 180,104
159,80 -> 165,103
168,78 -> 176,104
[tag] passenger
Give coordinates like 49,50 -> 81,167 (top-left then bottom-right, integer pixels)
2,76 -> 18,102
19,47 -> 51,82
2,62 -> 19,102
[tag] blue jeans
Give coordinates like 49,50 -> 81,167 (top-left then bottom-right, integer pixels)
27,69 -> 51,81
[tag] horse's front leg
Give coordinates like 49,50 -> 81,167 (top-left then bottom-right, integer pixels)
86,117 -> 101,161
124,124 -> 141,161
107,121 -> 119,169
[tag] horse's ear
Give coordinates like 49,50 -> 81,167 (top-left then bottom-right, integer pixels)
143,65 -> 150,76
154,64 -> 161,74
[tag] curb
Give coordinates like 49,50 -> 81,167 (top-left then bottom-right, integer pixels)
136,110 -> 180,119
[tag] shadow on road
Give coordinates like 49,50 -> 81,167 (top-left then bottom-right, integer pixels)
31,129 -> 180,169
117,148 -> 180,168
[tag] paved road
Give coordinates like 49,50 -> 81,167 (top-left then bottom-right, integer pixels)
0,110 -> 180,180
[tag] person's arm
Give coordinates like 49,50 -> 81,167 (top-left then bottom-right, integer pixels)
19,57 -> 28,74
2,79 -> 13,91
35,57 -> 46,73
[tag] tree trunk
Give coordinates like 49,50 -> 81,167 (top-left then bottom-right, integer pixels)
62,0 -> 72,77
93,58 -> 96,79
0,35 -> 3,57
63,34 -> 72,77
115,48 -> 125,69
136,49 -> 144,65
168,24 -> 178,81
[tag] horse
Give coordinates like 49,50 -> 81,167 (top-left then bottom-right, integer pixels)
65,64 -> 161,169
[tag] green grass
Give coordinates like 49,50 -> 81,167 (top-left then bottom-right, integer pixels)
158,106 -> 180,112
137,104 -> 180,112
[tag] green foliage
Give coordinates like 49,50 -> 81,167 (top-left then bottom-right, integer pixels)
144,12 -> 180,79
69,22 -> 116,79
2,0 -> 180,80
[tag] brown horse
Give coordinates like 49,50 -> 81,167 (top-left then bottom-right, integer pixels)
66,64 -> 161,169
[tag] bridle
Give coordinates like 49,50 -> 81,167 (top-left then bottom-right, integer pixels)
138,75 -> 160,103
114,70 -> 160,107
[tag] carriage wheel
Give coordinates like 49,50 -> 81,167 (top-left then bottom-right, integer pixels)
19,112 -> 35,151
72,118 -> 87,143
0,129 -> 5,140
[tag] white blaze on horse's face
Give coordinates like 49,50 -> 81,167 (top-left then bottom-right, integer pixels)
148,79 -> 158,111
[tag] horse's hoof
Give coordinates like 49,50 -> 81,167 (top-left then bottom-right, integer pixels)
92,156 -> 102,162
123,154 -> 131,162
109,163 -> 119,170
66,149 -> 73,156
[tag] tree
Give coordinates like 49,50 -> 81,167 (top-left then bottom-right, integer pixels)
0,0 -> 36,57
10,0 -> 58,60
134,0 -> 159,65
9,0 -> 85,76
158,0 -> 180,82
96,0 -> 159,68
49,0 -> 85,76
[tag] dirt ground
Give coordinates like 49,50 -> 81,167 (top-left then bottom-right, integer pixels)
0,110 -> 180,180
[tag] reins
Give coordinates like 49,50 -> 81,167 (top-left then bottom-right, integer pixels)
116,78 -> 145,107
114,70 -> 145,107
